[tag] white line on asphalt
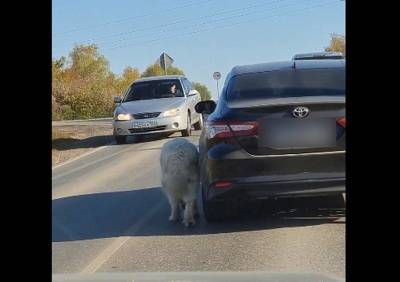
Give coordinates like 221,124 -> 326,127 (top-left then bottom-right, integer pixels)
80,200 -> 164,274
52,142 -> 115,170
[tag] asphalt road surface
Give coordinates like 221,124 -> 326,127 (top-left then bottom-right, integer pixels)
52,131 -> 345,278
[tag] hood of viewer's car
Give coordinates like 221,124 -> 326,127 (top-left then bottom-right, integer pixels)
52,271 -> 345,282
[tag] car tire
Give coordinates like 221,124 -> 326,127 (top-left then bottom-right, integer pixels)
181,114 -> 191,137
114,135 -> 127,144
193,114 -> 203,131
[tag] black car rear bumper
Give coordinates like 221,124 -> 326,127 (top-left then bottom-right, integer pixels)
205,176 -> 345,201
201,144 -> 345,201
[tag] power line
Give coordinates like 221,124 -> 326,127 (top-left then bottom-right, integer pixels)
104,0 -> 339,52
54,0 -> 214,36
88,0 -> 296,47
101,0 -> 302,48
88,0 -> 316,48
78,0 -> 289,45
102,0 -> 318,49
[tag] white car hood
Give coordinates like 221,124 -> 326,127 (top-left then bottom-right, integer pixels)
118,97 -> 185,114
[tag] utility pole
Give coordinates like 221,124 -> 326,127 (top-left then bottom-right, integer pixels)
216,80 -> 219,99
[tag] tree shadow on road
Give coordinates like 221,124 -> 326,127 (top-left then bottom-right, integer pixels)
52,135 -> 115,150
52,131 -> 201,151
52,134 -> 165,150
52,187 -> 345,243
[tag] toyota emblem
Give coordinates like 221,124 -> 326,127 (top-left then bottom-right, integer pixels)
292,106 -> 309,118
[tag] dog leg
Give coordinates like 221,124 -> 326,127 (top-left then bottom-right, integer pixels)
187,180 -> 199,218
168,197 -> 179,222
182,200 -> 196,227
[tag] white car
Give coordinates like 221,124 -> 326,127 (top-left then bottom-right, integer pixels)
113,75 -> 203,144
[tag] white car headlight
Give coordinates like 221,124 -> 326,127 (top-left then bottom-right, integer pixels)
115,113 -> 132,121
162,108 -> 180,117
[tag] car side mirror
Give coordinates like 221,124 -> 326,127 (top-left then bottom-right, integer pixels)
188,89 -> 198,97
114,96 -> 122,103
195,100 -> 216,114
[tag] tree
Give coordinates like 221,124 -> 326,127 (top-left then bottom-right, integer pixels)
166,66 -> 185,76
141,63 -> 185,77
52,57 -> 67,119
52,44 -> 120,119
69,44 -> 111,80
192,82 -> 212,101
53,56 -> 66,70
325,33 -> 345,56
117,66 -> 140,94
63,45 -> 113,118
122,66 -> 140,82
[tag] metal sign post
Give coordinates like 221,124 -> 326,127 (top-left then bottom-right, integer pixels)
213,71 -> 221,99
163,53 -> 167,75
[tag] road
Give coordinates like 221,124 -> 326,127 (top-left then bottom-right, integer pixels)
52,131 -> 345,278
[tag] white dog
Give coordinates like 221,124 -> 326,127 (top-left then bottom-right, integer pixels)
160,138 -> 199,227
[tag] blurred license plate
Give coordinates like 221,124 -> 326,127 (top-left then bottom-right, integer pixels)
132,120 -> 158,128
258,118 -> 336,149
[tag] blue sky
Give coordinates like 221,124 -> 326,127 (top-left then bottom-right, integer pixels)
52,0 -> 345,99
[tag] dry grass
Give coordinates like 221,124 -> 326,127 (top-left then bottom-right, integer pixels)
52,129 -> 73,141
52,125 -> 113,167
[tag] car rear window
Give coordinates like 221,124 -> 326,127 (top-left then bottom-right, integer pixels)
226,68 -> 345,101
123,79 -> 184,102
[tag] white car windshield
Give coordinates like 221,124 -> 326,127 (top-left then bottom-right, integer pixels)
123,79 -> 184,102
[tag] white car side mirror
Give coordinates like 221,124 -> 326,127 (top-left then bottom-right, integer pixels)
188,90 -> 198,97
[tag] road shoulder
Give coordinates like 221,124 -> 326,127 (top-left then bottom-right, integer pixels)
52,123 -> 114,167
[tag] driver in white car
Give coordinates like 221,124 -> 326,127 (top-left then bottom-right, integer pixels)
170,84 -> 182,97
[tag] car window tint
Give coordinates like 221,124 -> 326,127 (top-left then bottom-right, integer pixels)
123,79 -> 184,102
227,68 -> 345,101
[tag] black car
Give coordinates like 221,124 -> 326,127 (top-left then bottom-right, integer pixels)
195,52 -> 345,221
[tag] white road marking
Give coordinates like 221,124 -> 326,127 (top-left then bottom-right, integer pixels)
80,200 -> 164,274
52,142 -> 114,170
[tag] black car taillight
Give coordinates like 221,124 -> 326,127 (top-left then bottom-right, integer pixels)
206,120 -> 258,140
337,117 -> 346,128
212,180 -> 233,189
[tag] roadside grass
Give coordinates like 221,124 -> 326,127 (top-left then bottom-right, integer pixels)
52,129 -> 73,140
52,125 -> 113,166
52,129 -> 77,146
